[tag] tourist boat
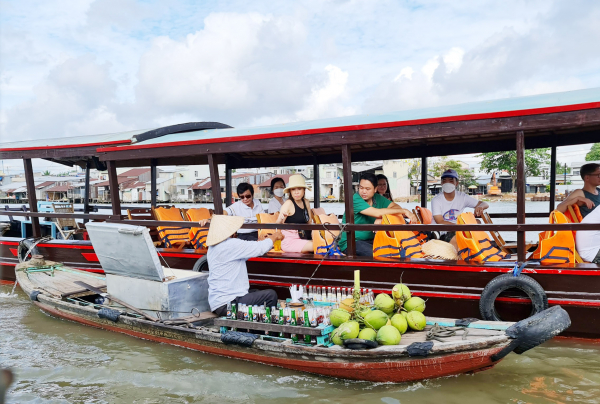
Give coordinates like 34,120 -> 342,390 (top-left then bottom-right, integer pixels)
2,88 -> 599,339
14,220 -> 571,383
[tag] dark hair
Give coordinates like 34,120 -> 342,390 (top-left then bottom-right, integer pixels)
237,182 -> 254,196
376,174 -> 393,201
581,163 -> 600,180
359,173 -> 378,189
270,177 -> 285,192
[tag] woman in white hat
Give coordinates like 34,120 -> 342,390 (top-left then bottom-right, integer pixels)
275,174 -> 314,253
203,215 -> 284,317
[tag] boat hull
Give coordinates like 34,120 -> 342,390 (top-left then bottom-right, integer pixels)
3,236 -> 599,339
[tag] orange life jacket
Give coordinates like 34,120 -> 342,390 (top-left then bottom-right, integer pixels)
456,212 -> 507,262
413,206 -> 433,244
530,211 -> 576,264
373,214 -> 424,259
185,208 -> 212,250
153,207 -> 188,248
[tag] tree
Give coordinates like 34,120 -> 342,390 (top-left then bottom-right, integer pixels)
42,170 -> 51,176
586,143 -> 600,161
478,149 -> 550,193
556,162 -> 571,175
431,158 -> 477,191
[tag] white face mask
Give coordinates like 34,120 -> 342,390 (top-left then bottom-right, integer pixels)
274,188 -> 284,197
442,183 -> 456,194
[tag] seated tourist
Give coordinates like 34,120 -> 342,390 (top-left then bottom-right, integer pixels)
275,174 -> 314,253
223,182 -> 264,241
205,215 -> 284,317
376,174 -> 393,201
575,203 -> 600,263
432,169 -> 489,249
338,173 -> 417,257
556,163 -> 600,218
267,177 -> 287,214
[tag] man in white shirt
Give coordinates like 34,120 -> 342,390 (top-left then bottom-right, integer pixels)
575,204 -> 600,263
432,169 -> 489,248
224,182 -> 264,241
203,215 -> 284,316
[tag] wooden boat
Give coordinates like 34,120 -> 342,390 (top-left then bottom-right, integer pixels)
15,259 -> 571,383
2,88 -> 600,338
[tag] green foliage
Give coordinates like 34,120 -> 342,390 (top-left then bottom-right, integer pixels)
478,149 -> 550,193
586,143 -> 600,161
42,170 -> 51,176
431,158 -> 477,189
556,162 -> 571,174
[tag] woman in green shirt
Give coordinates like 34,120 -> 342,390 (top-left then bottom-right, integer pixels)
338,173 -> 417,257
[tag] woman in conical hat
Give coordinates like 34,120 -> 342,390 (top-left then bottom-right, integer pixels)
203,215 -> 284,317
276,174 -> 314,253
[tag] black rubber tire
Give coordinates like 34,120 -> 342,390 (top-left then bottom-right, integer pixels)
479,274 -> 548,322
192,256 -> 209,273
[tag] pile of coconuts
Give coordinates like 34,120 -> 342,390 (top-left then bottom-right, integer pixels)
329,283 -> 427,347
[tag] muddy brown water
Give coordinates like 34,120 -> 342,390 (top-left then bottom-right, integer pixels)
1,285 -> 599,404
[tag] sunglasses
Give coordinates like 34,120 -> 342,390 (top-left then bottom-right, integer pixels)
240,194 -> 253,200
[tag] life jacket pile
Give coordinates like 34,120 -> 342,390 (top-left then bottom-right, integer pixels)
313,213 -> 343,256
531,210 -> 578,264
153,206 -> 189,248
185,208 -> 212,251
373,214 -> 424,259
456,212 -> 508,263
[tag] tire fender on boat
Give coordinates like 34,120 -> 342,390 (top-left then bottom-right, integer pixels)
192,256 -> 209,273
479,273 -> 548,322
491,305 -> 571,361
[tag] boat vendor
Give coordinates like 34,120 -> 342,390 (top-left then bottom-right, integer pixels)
338,173 -> 417,257
432,169 -> 489,249
276,174 -> 314,253
204,215 -> 285,316
376,174 -> 393,201
223,182 -> 264,241
556,163 -> 600,218
267,177 -> 287,213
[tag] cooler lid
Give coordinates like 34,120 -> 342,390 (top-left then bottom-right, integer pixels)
86,222 -> 165,282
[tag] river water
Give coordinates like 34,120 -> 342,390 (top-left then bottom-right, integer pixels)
1,284 -> 600,404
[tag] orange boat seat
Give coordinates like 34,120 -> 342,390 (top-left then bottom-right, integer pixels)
185,208 -> 212,251
152,206 -> 189,251
256,212 -> 282,253
313,213 -> 343,256
456,212 -> 508,263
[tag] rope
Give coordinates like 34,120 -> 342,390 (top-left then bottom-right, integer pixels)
18,236 -> 52,263
304,222 -> 347,287
426,323 -> 470,342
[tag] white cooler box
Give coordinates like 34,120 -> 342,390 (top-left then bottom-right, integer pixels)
86,222 -> 210,319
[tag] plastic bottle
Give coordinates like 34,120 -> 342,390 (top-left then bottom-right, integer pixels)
226,302 -> 232,319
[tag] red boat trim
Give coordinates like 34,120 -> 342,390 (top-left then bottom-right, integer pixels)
81,253 -> 99,262
36,243 -> 95,250
0,280 -> 15,285
2,263 -> 16,267
9,248 -> 17,257
0,139 -> 131,152
0,241 -> 20,246
98,102 -> 600,152
36,302 -> 504,382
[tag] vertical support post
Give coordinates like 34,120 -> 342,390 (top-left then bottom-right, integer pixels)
313,156 -> 320,209
208,154 -> 223,214
342,145 -> 355,257
225,159 -> 232,207
549,145 -> 557,212
107,160 -> 122,218
23,158 -> 40,238
516,131 -> 526,263
150,159 -> 157,207
83,161 -> 91,223
420,156 -> 428,208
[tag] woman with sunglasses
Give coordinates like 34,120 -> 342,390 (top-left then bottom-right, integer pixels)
275,175 -> 314,253
223,182 -> 264,241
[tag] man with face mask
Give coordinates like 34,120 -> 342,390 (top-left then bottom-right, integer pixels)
432,169 -> 489,248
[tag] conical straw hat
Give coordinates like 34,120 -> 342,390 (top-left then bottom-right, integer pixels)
206,215 -> 245,246
284,174 -> 307,194
421,239 -> 458,260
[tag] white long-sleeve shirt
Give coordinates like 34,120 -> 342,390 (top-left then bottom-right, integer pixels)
207,237 -> 273,311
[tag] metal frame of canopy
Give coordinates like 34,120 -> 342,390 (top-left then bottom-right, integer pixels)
2,88 -> 600,262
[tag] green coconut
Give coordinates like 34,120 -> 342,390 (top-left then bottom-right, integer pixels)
331,328 -> 344,345
407,311 -> 427,331
390,313 -> 408,334
399,311 -> 408,320
330,309 -> 351,327
358,328 -> 377,342
363,310 -> 388,330
404,297 -> 426,313
391,283 -> 411,304
374,293 -> 395,315
337,320 -> 360,340
376,325 -> 401,345
357,307 -> 372,320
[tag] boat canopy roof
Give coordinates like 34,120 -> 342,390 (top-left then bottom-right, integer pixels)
96,87 -> 600,168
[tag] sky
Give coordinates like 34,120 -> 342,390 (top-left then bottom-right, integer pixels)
1,0 -> 599,174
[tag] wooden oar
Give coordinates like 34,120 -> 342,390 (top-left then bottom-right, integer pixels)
74,281 -> 159,322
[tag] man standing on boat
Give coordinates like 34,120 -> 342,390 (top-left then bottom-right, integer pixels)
338,173 -> 416,257
223,182 -> 264,241
432,169 -> 489,249
203,215 -> 284,317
